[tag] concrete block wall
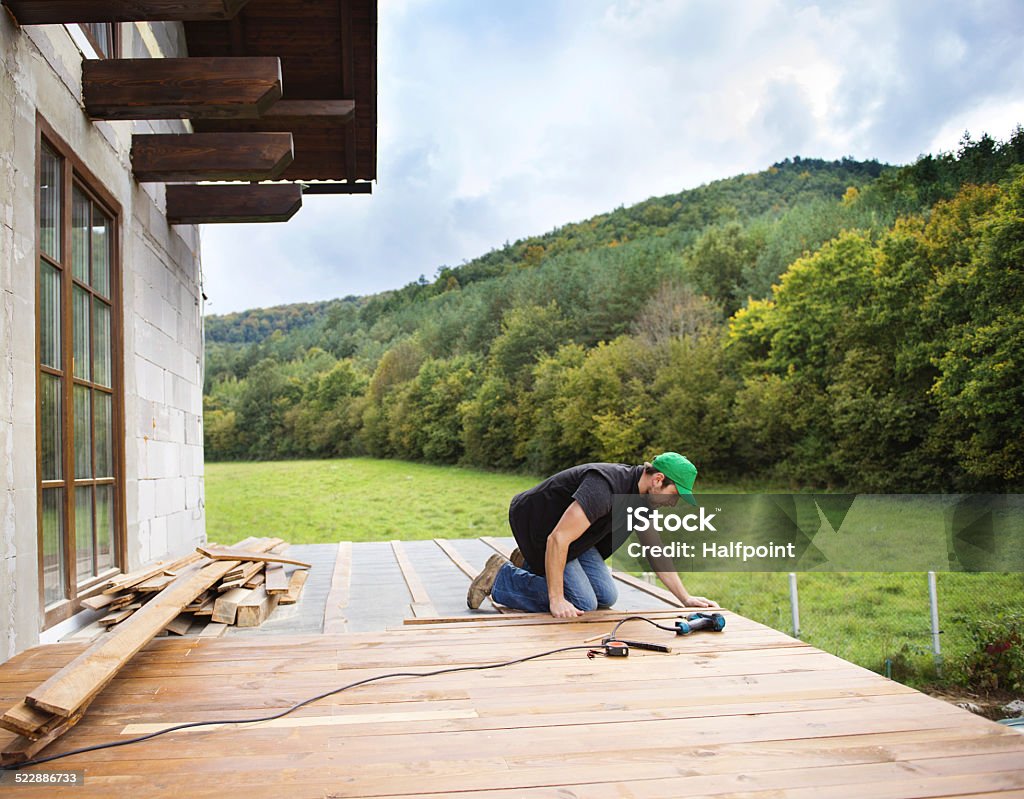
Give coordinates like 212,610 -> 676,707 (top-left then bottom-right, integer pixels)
0,16 -> 206,661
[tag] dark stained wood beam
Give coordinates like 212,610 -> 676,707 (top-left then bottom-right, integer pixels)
165,184 -> 302,225
2,0 -> 251,24
193,100 -> 356,133
131,132 -> 293,182
83,57 -> 281,121
300,182 -> 372,195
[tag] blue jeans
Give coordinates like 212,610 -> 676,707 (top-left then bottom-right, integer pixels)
490,546 -> 619,613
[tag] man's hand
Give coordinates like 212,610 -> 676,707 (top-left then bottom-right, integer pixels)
549,597 -> 584,618
683,595 -> 719,608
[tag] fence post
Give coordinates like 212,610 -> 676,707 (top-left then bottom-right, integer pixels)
789,572 -> 800,638
928,571 -> 942,675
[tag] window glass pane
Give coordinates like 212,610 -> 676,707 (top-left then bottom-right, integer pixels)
39,261 -> 62,370
74,385 -> 92,478
72,187 -> 90,284
75,486 -> 95,582
73,285 -> 91,381
92,299 -> 111,387
91,209 -> 111,297
40,146 -> 61,261
94,391 -> 112,478
96,484 -> 114,573
41,373 -> 63,481
42,488 -> 65,606
83,23 -> 112,58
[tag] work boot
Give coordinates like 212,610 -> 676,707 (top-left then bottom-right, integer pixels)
510,547 -> 526,569
467,553 -> 506,609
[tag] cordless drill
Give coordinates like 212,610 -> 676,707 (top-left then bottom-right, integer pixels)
674,612 -> 726,635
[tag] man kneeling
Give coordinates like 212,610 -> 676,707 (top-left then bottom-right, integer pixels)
467,453 -> 717,618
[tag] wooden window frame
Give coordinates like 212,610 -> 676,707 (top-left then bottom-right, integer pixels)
78,22 -> 120,60
35,115 -> 127,630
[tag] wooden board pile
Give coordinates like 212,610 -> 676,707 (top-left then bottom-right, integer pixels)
0,536 -> 310,765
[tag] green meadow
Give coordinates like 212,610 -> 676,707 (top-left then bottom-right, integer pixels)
206,458 -> 1023,691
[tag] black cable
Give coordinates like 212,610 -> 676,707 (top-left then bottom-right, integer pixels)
608,615 -> 678,640
2,643 -> 600,771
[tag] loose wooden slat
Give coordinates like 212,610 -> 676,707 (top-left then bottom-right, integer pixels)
433,538 -> 477,579
197,546 -> 310,569
135,574 -> 175,593
197,622 -> 228,639
0,700 -> 52,739
611,569 -> 686,607
479,536 -> 514,558
164,614 -> 194,636
25,539 -> 279,718
211,587 -> 255,625
82,57 -> 282,121
278,569 -> 309,605
264,564 -> 289,594
218,562 -> 264,592
80,592 -> 118,611
243,572 -> 266,590
98,603 -> 142,627
0,710 -> 84,766
390,539 -> 438,619
235,587 -> 280,628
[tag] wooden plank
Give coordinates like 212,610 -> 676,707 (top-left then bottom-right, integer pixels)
197,622 -> 228,640
82,57 -> 282,120
0,700 -> 52,739
611,569 -> 686,607
165,184 -> 302,225
80,592 -> 117,611
235,587 -> 280,628
218,561 -> 264,591
98,603 -> 142,627
390,539 -> 438,618
480,536 -> 514,558
243,571 -> 266,590
131,132 -> 293,182
24,538 -> 277,718
164,614 -> 194,636
134,573 -> 175,593
211,587 -> 254,625
0,710 -> 84,766
433,538 -> 476,579
194,99 -> 357,130
323,542 -> 351,634
264,563 -> 289,594
198,545 -> 310,569
2,0 -> 251,24
278,568 -> 308,605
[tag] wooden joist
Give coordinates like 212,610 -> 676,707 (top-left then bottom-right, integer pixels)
433,538 -> 477,580
24,538 -> 280,718
391,540 -> 438,619
235,587 -> 279,628
131,132 -> 294,183
1,0 -> 251,25
82,57 -> 282,121
211,587 -> 254,625
194,99 -> 356,131
165,184 -> 302,225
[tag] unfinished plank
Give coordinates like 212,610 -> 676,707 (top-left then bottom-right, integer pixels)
98,603 -> 142,627
135,574 -> 175,593
211,587 -> 255,625
243,572 -> 266,590
323,542 -> 351,634
198,622 -> 228,639
218,561 -> 264,591
0,710 -> 84,766
480,536 -> 514,558
25,538 -> 275,718
264,563 -> 289,594
390,539 -> 438,618
0,700 -> 52,739
278,569 -> 309,605
80,592 -> 118,612
197,546 -> 310,569
433,538 -> 477,579
164,614 -> 194,636
235,587 -> 280,628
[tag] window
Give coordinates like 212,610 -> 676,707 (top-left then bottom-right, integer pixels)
37,124 -> 123,626
79,23 -> 118,59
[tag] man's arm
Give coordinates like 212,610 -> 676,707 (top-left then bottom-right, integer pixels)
545,501 -> 592,618
635,526 -> 718,608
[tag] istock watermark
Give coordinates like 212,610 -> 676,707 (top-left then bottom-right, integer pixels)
608,494 -> 1024,573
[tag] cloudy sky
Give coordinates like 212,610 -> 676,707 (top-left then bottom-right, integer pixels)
199,0 -> 1024,314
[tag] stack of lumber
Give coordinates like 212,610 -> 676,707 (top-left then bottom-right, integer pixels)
0,536 -> 310,765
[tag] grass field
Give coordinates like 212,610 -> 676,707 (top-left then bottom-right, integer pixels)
205,458 -> 1023,692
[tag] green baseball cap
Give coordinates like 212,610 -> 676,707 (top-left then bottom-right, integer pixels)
651,452 -> 697,505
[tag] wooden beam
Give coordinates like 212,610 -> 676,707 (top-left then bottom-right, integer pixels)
300,181 -> 373,195
165,184 -> 302,225
194,100 -> 356,131
82,57 -> 281,121
131,132 -> 293,183
433,539 -> 476,580
323,542 -> 351,633
390,540 -> 438,619
279,569 -> 309,605
2,0 -> 251,24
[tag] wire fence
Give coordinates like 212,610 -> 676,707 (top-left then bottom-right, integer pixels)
651,571 -> 1024,691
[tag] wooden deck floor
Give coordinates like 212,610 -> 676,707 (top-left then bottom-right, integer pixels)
3,606 -> 1024,797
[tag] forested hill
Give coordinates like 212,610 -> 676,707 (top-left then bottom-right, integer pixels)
204,131 -> 1024,492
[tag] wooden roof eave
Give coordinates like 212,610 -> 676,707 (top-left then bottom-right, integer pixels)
1,0 -> 252,24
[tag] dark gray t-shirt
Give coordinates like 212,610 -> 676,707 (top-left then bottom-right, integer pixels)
508,463 -> 643,575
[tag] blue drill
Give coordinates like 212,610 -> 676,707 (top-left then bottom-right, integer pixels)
674,612 -> 726,635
